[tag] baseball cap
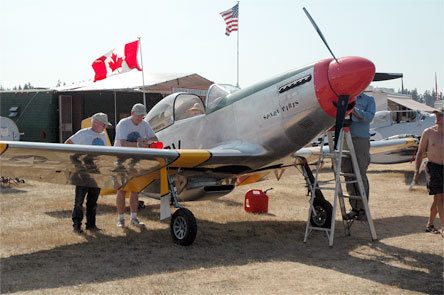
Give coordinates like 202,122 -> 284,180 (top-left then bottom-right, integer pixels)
131,103 -> 147,116
92,112 -> 112,127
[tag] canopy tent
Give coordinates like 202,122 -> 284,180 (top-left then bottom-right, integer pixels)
55,71 -> 213,94
388,96 -> 437,112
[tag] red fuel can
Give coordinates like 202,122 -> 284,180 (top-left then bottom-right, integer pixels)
244,189 -> 269,213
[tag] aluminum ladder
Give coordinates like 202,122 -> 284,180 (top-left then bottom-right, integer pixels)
303,127 -> 377,246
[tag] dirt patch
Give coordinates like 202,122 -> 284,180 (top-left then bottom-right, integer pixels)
1,162 -> 443,294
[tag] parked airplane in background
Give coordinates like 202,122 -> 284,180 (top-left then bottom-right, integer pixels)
303,108 -> 436,165
370,110 -> 436,141
368,110 -> 435,164
295,135 -> 418,165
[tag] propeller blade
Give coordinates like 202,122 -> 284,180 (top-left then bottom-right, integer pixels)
303,7 -> 338,63
373,72 -> 403,81
334,95 -> 350,149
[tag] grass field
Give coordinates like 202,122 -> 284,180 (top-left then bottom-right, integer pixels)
1,162 -> 443,294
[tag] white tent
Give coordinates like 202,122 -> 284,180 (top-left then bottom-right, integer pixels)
55,70 -> 213,95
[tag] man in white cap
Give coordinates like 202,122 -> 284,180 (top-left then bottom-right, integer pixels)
114,103 -> 158,227
65,112 -> 112,234
414,106 -> 444,236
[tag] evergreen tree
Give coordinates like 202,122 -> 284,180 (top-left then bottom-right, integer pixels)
411,89 -> 419,102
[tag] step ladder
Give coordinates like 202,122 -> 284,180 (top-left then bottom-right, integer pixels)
302,127 -> 377,246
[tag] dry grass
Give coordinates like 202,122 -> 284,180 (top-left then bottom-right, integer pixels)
1,162 -> 443,294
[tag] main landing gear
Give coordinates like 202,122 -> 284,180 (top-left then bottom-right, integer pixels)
170,208 -> 197,246
166,175 -> 198,246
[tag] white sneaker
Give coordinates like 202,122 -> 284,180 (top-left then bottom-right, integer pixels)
117,219 -> 125,227
130,218 -> 145,227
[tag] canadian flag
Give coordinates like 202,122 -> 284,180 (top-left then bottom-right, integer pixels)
92,40 -> 142,82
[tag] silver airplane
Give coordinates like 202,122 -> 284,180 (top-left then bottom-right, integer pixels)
371,110 -> 436,141
368,110 -> 435,164
0,55 -> 376,245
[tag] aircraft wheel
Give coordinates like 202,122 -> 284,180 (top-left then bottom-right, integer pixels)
170,208 -> 197,246
310,198 -> 332,228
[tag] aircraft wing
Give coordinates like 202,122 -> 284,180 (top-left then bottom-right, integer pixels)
369,137 -> 418,154
0,141 -> 264,192
294,137 -> 418,164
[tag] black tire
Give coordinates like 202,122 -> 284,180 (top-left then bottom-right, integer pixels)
170,208 -> 197,246
309,198 -> 333,228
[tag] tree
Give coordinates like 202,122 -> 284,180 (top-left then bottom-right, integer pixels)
423,90 -> 435,107
23,82 -> 33,90
411,89 -> 419,102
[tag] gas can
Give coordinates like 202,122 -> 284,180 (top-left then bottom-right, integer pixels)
244,189 -> 269,213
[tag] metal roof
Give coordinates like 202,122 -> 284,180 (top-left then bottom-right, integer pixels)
388,96 -> 437,112
54,71 -> 213,93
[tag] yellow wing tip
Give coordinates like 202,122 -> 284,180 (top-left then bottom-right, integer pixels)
0,143 -> 8,155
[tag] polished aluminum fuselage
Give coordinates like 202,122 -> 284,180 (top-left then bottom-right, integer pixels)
153,65 -> 335,172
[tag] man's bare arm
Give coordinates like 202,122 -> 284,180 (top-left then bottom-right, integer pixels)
414,130 -> 429,183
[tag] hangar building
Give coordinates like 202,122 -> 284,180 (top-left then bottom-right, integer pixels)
0,72 -> 213,143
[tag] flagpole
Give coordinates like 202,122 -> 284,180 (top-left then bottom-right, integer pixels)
114,90 -> 117,126
435,72 -> 438,101
236,1 -> 240,87
138,36 -> 147,107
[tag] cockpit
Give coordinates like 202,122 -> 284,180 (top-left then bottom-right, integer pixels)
146,84 -> 240,132
205,84 -> 240,113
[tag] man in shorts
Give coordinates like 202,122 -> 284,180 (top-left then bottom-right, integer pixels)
414,107 -> 444,236
114,103 -> 158,227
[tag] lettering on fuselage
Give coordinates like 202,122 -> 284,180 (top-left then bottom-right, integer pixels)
262,100 -> 299,120
263,109 -> 280,120
164,140 -> 181,149
278,74 -> 311,94
281,101 -> 299,112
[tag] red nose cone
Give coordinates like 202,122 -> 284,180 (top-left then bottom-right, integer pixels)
328,56 -> 375,96
314,56 -> 375,117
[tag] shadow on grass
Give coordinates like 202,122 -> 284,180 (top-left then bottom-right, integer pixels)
1,215 -> 442,294
0,187 -> 28,194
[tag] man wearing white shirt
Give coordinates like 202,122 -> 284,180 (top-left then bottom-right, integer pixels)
65,112 -> 112,234
114,103 -> 158,227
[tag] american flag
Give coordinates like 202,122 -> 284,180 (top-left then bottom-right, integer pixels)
220,3 -> 239,36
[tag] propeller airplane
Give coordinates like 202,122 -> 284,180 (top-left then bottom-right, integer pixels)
0,8 -> 398,246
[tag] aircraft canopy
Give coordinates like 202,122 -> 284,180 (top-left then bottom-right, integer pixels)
146,92 -> 204,132
205,84 -> 240,113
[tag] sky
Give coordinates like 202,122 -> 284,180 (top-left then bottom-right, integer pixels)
1,0 -> 443,94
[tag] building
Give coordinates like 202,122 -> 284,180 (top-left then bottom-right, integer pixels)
0,89 -> 59,142
366,87 -> 437,123
0,72 -> 213,143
